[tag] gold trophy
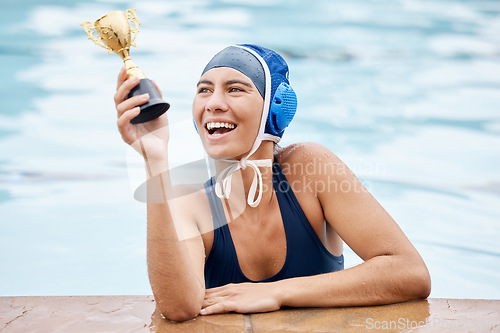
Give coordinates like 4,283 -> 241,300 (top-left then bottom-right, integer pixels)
81,9 -> 169,124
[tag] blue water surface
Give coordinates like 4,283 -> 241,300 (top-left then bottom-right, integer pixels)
1,0 -> 499,298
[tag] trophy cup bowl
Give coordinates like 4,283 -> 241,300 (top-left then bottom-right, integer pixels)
81,9 -> 169,124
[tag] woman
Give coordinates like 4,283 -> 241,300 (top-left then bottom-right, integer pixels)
114,44 -> 431,322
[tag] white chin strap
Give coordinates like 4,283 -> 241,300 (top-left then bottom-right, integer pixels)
213,45 -> 280,208
215,158 -> 273,208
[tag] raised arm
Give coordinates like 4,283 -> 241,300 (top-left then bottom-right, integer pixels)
115,67 -> 205,321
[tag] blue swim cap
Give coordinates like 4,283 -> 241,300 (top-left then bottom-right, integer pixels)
201,44 -> 297,146
202,46 -> 266,99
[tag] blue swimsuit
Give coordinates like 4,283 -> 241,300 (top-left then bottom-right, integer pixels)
204,160 -> 344,289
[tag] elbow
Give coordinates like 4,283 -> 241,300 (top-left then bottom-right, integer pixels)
156,289 -> 205,323
406,261 -> 432,301
158,301 -> 202,323
415,268 -> 432,300
151,281 -> 205,322
161,308 -> 200,323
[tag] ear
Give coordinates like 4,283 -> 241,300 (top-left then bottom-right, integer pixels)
267,82 -> 297,135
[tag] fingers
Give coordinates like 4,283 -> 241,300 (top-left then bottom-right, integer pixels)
202,286 -> 226,311
116,107 -> 141,145
116,66 -> 127,91
205,284 -> 231,294
117,107 -> 141,129
201,285 -> 233,315
114,75 -> 141,107
204,289 -> 226,299
200,302 -> 231,316
116,93 -> 149,118
204,284 -> 236,301
202,297 -> 213,309
202,294 -> 223,309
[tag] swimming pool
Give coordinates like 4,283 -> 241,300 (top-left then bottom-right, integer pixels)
1,0 -> 499,299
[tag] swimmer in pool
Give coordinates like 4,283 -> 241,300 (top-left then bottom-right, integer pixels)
114,44 -> 431,322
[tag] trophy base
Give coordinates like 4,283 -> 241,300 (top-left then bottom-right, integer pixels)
128,78 -> 170,124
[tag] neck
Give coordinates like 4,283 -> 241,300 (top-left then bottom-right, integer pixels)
214,141 -> 275,208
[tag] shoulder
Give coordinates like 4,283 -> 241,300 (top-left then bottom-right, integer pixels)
275,142 -> 347,180
276,142 -> 339,162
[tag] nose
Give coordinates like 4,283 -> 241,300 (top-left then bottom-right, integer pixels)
205,89 -> 228,113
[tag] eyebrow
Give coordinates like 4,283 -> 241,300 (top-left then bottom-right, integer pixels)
197,79 -> 213,87
196,79 -> 253,88
225,79 -> 252,88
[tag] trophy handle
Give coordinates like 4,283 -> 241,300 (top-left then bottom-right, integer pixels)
126,8 -> 140,48
80,21 -> 114,54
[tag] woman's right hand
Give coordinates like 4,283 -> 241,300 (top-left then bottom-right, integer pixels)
114,66 -> 169,163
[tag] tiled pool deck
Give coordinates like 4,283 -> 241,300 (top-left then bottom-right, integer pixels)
1,296 -> 498,332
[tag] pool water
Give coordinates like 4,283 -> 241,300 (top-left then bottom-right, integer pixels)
1,0 -> 499,298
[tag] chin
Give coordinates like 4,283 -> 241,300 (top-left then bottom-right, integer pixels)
206,150 -> 237,160
204,145 -> 248,161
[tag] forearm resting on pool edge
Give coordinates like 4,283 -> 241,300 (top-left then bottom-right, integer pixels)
275,250 -> 431,309
144,155 -> 206,322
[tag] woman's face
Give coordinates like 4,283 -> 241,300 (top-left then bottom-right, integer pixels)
193,67 -> 264,159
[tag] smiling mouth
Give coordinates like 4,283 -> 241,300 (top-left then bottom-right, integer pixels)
206,122 -> 237,136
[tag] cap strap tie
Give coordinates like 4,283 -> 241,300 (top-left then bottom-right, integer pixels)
215,158 -> 272,208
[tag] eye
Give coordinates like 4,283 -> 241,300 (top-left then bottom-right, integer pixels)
229,87 -> 244,93
197,87 -> 211,94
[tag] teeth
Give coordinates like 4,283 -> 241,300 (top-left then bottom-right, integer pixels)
206,122 -> 235,130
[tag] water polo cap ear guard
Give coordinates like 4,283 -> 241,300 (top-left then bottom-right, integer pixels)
237,44 -> 297,141
267,81 -> 297,136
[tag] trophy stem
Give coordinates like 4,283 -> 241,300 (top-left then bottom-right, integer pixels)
124,59 -> 146,79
